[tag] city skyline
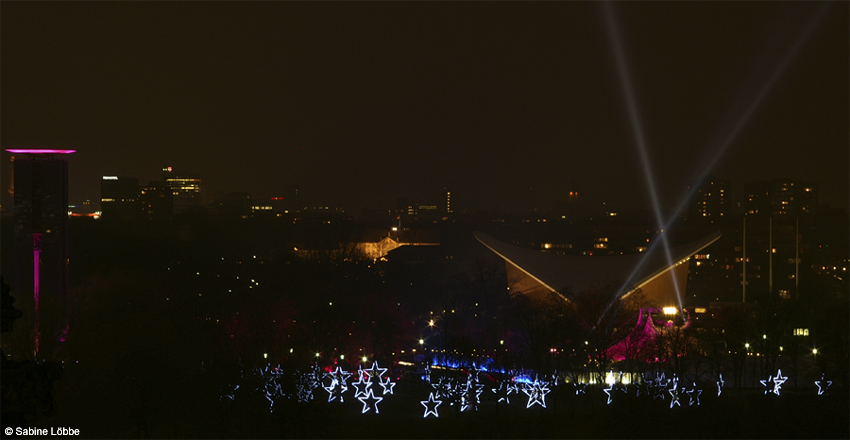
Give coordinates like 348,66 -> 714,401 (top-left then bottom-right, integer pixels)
2,2 -> 847,213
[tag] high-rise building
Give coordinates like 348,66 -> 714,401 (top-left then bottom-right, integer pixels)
101,176 -> 140,221
444,187 -> 452,215
161,167 -> 201,215
5,149 -> 74,358
744,179 -> 817,217
687,176 -> 730,222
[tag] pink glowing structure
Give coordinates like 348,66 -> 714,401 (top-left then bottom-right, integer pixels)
5,149 -> 76,154
32,233 -> 42,354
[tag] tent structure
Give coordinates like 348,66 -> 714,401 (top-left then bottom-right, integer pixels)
474,231 -> 722,307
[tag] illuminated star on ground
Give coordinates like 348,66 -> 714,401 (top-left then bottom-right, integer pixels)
759,375 -> 775,395
574,383 -> 587,395
421,392 -> 442,418
351,376 -> 372,399
686,382 -> 702,406
772,370 -> 787,396
815,374 -> 833,396
492,381 -> 513,403
603,384 -> 615,405
523,379 -> 550,409
717,374 -> 725,397
357,388 -> 384,414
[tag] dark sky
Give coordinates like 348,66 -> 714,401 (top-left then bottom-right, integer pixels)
2,2 -> 847,213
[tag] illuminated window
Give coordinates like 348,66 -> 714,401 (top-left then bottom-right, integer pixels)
594,243 -> 607,249
793,328 -> 809,336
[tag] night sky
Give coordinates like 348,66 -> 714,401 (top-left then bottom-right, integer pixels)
2,2 -> 847,213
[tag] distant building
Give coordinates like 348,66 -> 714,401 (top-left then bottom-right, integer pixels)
139,181 -> 173,221
100,176 -> 140,221
356,228 -> 441,260
162,167 -> 202,215
687,176 -> 730,222
744,179 -> 817,217
5,149 -> 74,358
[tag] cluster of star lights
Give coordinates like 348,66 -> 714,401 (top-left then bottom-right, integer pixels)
217,363 -> 832,416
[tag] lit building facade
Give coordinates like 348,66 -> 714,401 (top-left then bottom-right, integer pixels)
101,176 -> 140,221
687,176 -> 729,222
5,149 -> 74,358
744,178 -> 818,216
162,167 -> 202,215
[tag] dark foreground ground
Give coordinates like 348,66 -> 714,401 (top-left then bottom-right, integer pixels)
29,376 -> 849,439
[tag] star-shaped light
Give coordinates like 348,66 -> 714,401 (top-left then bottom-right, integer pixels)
431,377 -> 451,400
523,379 -> 550,408
461,380 -> 484,412
716,374 -> 725,397
295,369 -> 320,403
357,388 -> 384,414
351,375 -> 372,398
613,373 -> 628,395
652,373 -> 670,400
685,382 -> 702,406
669,386 -> 682,408
603,384 -> 615,405
772,370 -> 787,396
469,363 -> 484,383
380,376 -> 396,395
365,362 -> 388,384
421,392 -> 442,418
815,374 -> 833,396
323,378 -> 348,403
574,383 -> 587,395
220,384 -> 240,401
493,381 -> 513,403
759,375 -> 775,395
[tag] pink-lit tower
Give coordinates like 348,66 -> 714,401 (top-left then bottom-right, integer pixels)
5,149 -> 75,359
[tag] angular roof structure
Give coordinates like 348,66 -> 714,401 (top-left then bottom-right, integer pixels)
474,231 -> 722,305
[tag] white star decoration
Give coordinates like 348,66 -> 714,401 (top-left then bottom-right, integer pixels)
603,384 -> 615,405
357,388 -> 384,414
685,382 -> 702,406
492,381 -> 514,403
759,375 -> 775,395
772,370 -> 787,396
759,369 -> 787,396
669,377 -> 682,408
574,383 -> 587,395
716,374 -> 725,397
380,376 -> 396,395
815,374 -> 832,396
421,392 -> 442,418
523,379 -> 550,408
365,362 -> 388,384
322,366 -> 351,403
461,380 -> 484,412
